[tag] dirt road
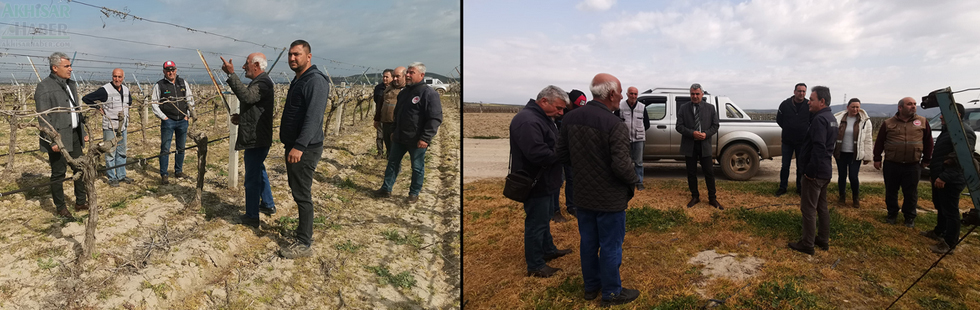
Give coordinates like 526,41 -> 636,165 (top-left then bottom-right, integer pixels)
464,138 -> 886,184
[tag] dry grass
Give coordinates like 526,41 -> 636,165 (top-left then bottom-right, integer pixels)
463,112 -> 515,139
463,178 -> 980,309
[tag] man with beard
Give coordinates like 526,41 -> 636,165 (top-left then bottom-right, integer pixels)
377,66 -> 406,162
873,97 -> 933,227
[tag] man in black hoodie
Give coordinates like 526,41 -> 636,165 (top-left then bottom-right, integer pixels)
279,40 -> 329,259
511,85 -> 573,278
776,83 -> 810,196
789,86 -> 837,255
374,62 -> 443,203
220,52 -> 277,228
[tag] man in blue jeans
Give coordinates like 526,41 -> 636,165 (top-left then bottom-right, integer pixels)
558,73 -> 640,307
82,68 -> 133,187
374,62 -> 442,203
776,83 -> 809,196
151,61 -> 195,185
221,52 -> 277,228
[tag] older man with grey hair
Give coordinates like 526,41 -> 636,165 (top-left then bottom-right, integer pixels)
676,83 -> 722,209
221,52 -> 277,228
82,68 -> 132,188
510,85 -> 572,278
36,51 -> 89,219
375,62 -> 443,204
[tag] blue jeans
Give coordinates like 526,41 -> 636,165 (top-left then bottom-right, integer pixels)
780,140 -> 803,190
577,208 -> 625,300
381,141 -> 427,196
103,129 -> 128,181
630,141 -> 644,185
243,147 -> 275,219
159,118 -> 188,176
524,194 -> 559,271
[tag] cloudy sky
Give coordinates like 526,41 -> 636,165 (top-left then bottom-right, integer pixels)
464,0 -> 980,109
0,0 -> 460,84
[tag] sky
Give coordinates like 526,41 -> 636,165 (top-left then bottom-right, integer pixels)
464,0 -> 980,109
0,0 -> 460,85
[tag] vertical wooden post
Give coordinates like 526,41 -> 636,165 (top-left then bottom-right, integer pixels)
225,93 -> 239,188
6,116 -> 15,171
191,132 -> 208,208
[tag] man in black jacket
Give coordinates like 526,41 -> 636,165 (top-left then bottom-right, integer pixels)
220,52 -> 277,228
36,52 -> 89,219
375,62 -> 443,203
557,73 -> 639,307
372,69 -> 393,158
789,86 -> 838,255
279,40 -> 330,259
776,83 -> 810,196
676,83 -> 722,209
510,85 -> 572,278
921,103 -> 975,254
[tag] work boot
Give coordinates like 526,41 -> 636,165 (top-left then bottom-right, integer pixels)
74,203 -> 89,212
527,265 -> 561,278
280,242 -> 312,259
373,189 -> 391,198
239,214 -> 260,228
109,179 -> 120,188
930,240 -> 953,254
886,215 -> 897,225
852,196 -> 860,208
161,175 -> 169,185
121,177 -> 135,184
407,194 -> 419,204
904,217 -> 915,228
56,208 -> 74,220
600,288 -> 640,307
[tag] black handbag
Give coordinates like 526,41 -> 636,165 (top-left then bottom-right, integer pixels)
503,168 -> 545,203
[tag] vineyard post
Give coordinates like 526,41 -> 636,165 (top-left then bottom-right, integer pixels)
226,93 -> 239,188
6,115 -> 15,171
190,132 -> 208,208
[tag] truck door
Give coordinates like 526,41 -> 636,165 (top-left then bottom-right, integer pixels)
641,95 -> 669,158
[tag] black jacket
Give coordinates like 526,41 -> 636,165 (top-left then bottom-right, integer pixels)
372,82 -> 385,122
930,122 -> 977,184
509,99 -> 562,198
281,65 -> 329,152
776,96 -> 811,142
393,81 -> 442,144
557,101 -> 638,212
676,101 -> 720,158
800,107 -> 838,180
228,72 -> 275,150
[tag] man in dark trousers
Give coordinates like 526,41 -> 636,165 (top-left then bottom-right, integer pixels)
372,69 -> 393,158
220,52 -> 277,228
614,86 -> 650,190
921,103 -> 975,254
788,86 -> 838,255
36,52 -> 89,219
552,89 -> 588,222
676,83 -> 722,210
776,83 -> 809,196
375,62 -> 443,203
510,85 -> 573,278
558,73 -> 639,307
873,97 -> 933,227
279,40 -> 330,259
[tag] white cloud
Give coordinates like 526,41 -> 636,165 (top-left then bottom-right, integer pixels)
576,0 -> 616,12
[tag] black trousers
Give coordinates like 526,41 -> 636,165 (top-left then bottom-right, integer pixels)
48,127 -> 87,211
685,144 -> 716,200
883,161 -> 920,219
381,122 -> 395,156
285,145 -> 323,246
931,179 -> 965,248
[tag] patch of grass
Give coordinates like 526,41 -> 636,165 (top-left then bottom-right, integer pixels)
382,229 -> 423,248
140,280 -> 170,300
110,199 -> 129,209
338,177 -> 356,189
365,265 -> 416,289
471,135 -> 502,139
717,181 -> 779,197
36,257 -> 58,270
469,209 -> 492,221
464,195 -> 494,202
729,207 -> 876,248
525,275 -> 582,309
651,294 -> 701,309
625,206 -> 691,232
338,196 -> 351,203
277,217 -> 299,232
334,240 -> 364,253
917,295 -> 967,310
739,280 -> 820,309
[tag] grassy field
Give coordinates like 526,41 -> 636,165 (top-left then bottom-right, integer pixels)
463,178 -> 980,309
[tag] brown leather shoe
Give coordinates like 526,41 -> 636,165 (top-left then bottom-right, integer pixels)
709,200 -> 724,210
57,208 -> 74,220
686,197 -> 700,208
75,203 -> 89,211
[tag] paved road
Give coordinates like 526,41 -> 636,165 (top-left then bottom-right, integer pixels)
463,138 -> 887,184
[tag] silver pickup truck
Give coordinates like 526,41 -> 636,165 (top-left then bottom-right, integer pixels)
637,88 -> 782,180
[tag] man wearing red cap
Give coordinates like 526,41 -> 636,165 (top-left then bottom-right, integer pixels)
151,60 -> 195,185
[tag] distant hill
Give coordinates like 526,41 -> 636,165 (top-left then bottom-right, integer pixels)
746,103 -> 940,119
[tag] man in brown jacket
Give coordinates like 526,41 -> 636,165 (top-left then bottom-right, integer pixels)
375,66 -> 405,159
873,97 -> 933,227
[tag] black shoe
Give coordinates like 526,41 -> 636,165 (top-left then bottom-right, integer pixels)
788,241 -> 815,255
239,215 -> 260,228
636,184 -> 645,191
775,188 -> 787,197
600,288 -> 640,307
837,197 -> 846,205
920,230 -> 943,242
373,189 -> 391,198
527,265 -> 561,278
259,206 -> 277,216
543,249 -> 573,262
904,218 -> 915,228
886,215 -> 897,225
930,240 -> 953,254
121,177 -> 135,184
551,212 -> 568,223
686,197 -> 700,208
709,200 -> 724,210
584,290 -> 599,301
814,241 -> 829,251
161,175 -> 169,185
407,195 -> 419,203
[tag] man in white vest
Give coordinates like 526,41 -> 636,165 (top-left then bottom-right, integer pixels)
614,86 -> 649,190
83,68 -> 133,187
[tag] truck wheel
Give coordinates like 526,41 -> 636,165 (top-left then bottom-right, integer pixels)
720,143 -> 759,181
437,88 -> 446,95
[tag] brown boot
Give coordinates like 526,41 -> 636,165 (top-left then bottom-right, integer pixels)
56,208 -> 74,220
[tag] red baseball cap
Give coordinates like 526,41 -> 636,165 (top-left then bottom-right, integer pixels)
163,61 -> 176,69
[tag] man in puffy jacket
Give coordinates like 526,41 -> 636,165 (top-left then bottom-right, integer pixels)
374,62 -> 443,204
221,52 -> 277,228
82,68 -> 132,188
789,86 -> 838,255
921,103 -> 975,254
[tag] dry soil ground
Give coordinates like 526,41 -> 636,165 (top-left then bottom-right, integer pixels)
0,88 -> 461,309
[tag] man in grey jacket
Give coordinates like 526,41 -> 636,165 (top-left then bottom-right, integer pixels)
221,53 -> 277,228
36,52 -> 89,219
82,68 -> 132,188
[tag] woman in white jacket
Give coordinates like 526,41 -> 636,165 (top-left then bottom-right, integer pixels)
834,98 -> 874,208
